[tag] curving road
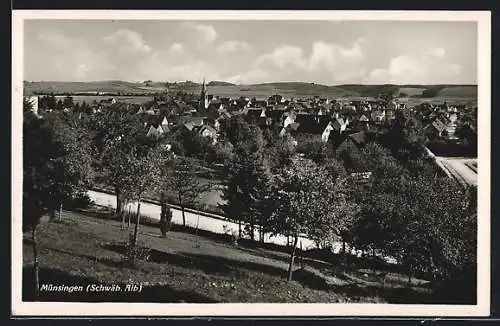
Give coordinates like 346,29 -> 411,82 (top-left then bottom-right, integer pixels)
435,157 -> 478,187
87,190 -> 336,252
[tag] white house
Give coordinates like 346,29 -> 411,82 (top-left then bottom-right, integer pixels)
321,121 -> 335,143
283,112 -> 296,128
25,96 -> 39,116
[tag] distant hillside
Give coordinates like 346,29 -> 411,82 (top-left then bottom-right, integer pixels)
23,80 -> 477,100
207,81 -> 235,86
23,80 -> 163,95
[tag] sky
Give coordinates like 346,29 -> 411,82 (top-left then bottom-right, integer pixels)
24,20 -> 478,85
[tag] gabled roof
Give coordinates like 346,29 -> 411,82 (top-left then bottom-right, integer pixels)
348,131 -> 368,146
430,119 -> 446,133
199,125 -> 217,135
176,116 -> 204,126
294,114 -> 330,134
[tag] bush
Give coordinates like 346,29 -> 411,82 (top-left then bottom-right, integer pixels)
63,192 -> 94,210
123,233 -> 151,267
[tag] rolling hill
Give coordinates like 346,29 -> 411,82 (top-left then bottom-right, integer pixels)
23,80 -> 477,100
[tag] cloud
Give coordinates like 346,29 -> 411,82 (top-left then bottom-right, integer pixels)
168,43 -> 184,53
37,30 -> 113,81
103,29 -> 152,55
365,49 -> 462,84
229,38 -> 367,84
179,22 -> 218,48
424,47 -> 446,58
217,40 -> 251,53
257,45 -> 307,70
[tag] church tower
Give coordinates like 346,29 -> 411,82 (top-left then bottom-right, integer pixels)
200,78 -> 209,110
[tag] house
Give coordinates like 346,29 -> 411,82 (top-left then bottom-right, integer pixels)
283,111 -> 297,128
196,125 -> 218,144
425,118 -> 447,139
371,109 -> 385,123
145,115 -> 170,138
331,118 -> 349,134
322,121 -> 335,142
333,131 -> 371,172
358,114 -> 370,130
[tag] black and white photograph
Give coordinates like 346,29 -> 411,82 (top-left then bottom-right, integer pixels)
12,10 -> 491,317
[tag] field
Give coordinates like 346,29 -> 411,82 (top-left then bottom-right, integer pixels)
22,209 -> 475,304
24,81 -> 478,105
54,95 -> 154,105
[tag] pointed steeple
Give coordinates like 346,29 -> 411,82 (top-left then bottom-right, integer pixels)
200,78 -> 208,110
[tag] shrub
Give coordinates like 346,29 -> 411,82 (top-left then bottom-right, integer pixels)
123,233 -> 151,267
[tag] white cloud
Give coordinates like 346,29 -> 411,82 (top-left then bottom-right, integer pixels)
169,43 -> 184,53
365,50 -> 462,84
103,29 -> 152,55
179,22 -> 218,48
217,40 -> 251,53
257,45 -> 307,70
38,30 -> 112,81
233,39 -> 367,84
424,47 -> 446,58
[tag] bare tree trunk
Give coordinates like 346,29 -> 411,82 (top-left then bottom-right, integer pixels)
195,215 -> 200,248
32,226 -> 39,299
259,225 -> 264,246
121,210 -> 126,230
287,236 -> 299,281
178,194 -> 186,227
58,203 -> 63,221
300,240 -> 305,270
407,265 -> 413,285
116,187 -> 123,217
238,219 -> 242,239
132,198 -> 141,247
250,216 -> 255,242
372,247 -> 376,274
127,206 -> 131,230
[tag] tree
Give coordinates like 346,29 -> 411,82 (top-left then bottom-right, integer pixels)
23,102 -> 92,297
92,106 -> 153,225
41,114 -> 94,220
159,195 -> 173,237
121,144 -> 168,264
358,172 -> 476,284
267,158 -> 355,281
220,124 -> 268,241
167,157 -> 211,227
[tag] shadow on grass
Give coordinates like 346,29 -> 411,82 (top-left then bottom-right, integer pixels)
102,243 -> 331,291
332,279 -> 476,305
22,266 -> 217,303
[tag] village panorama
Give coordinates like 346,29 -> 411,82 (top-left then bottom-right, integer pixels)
21,19 -> 478,306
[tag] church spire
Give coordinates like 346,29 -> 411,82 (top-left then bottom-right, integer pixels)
200,78 -> 208,110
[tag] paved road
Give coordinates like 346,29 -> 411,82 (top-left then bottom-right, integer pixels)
87,190 -> 335,251
435,157 -> 477,187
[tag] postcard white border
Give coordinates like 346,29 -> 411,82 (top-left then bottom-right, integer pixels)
11,10 -> 491,317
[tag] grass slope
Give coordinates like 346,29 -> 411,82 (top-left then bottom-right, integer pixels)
22,209 -> 473,304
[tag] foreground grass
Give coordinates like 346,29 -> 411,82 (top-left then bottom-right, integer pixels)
22,210 -> 468,303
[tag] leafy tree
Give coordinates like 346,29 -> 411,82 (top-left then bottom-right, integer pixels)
23,102 -> 92,297
166,157 -> 211,227
267,158 -> 355,281
358,173 -> 476,284
121,144 -> 169,263
92,106 -> 155,225
220,124 -> 268,240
